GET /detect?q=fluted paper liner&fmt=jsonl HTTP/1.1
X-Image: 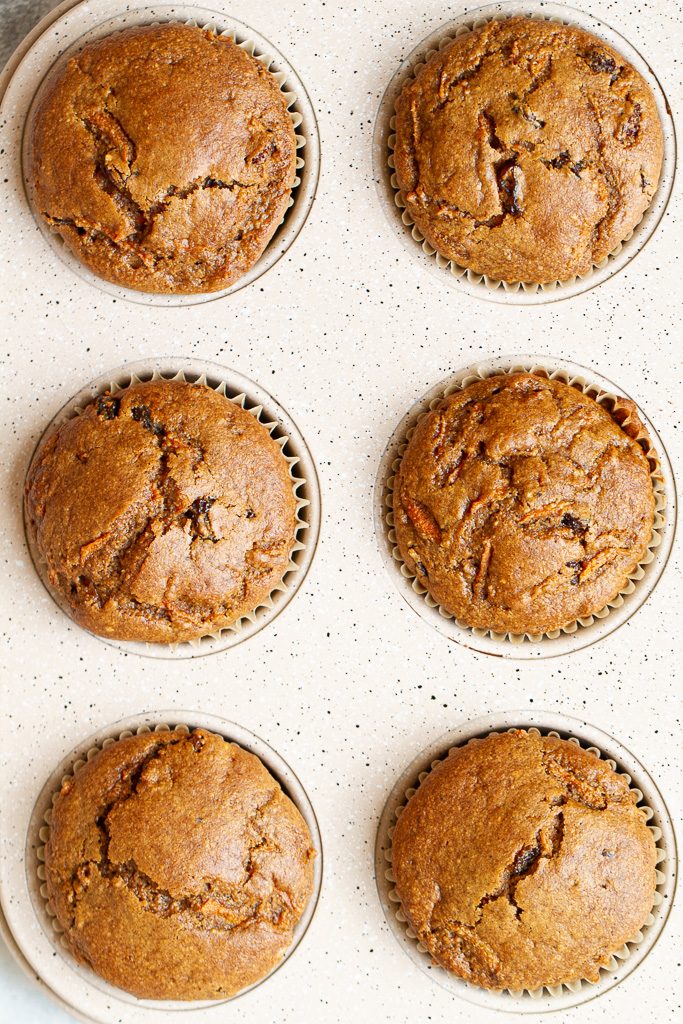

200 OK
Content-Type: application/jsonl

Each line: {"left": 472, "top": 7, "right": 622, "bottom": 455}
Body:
{"left": 383, "top": 4, "right": 672, "bottom": 298}
{"left": 25, "top": 366, "right": 313, "bottom": 654}
{"left": 381, "top": 726, "right": 668, "bottom": 1000}
{"left": 32, "top": 717, "right": 321, "bottom": 1005}
{"left": 23, "top": 10, "right": 310, "bottom": 303}
{"left": 383, "top": 360, "right": 667, "bottom": 645}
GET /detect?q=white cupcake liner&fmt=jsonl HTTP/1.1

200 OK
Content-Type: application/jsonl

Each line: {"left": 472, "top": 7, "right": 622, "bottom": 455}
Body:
{"left": 376, "top": 355, "right": 674, "bottom": 659}
{"left": 25, "top": 710, "right": 322, "bottom": 1017}
{"left": 16, "top": 0, "right": 319, "bottom": 306}
{"left": 375, "top": 711, "right": 676, "bottom": 1013}
{"left": 24, "top": 358, "right": 320, "bottom": 659}
{"left": 373, "top": 0, "right": 676, "bottom": 305}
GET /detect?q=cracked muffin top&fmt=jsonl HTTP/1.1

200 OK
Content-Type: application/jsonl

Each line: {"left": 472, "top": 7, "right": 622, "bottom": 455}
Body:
{"left": 44, "top": 728, "right": 316, "bottom": 1000}
{"left": 25, "top": 378, "right": 298, "bottom": 643}
{"left": 392, "top": 729, "right": 657, "bottom": 991}
{"left": 26, "top": 23, "right": 297, "bottom": 293}
{"left": 393, "top": 373, "right": 656, "bottom": 636}
{"left": 393, "top": 17, "right": 663, "bottom": 283}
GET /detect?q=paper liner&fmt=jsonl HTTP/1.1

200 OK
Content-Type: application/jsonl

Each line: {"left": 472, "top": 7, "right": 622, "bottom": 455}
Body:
{"left": 21, "top": 6, "right": 316, "bottom": 305}
{"left": 382, "top": 360, "right": 668, "bottom": 647}
{"left": 24, "top": 362, "right": 318, "bottom": 658}
{"left": 381, "top": 1, "right": 675, "bottom": 300}
{"left": 381, "top": 724, "right": 670, "bottom": 1003}
{"left": 30, "top": 714, "right": 322, "bottom": 1009}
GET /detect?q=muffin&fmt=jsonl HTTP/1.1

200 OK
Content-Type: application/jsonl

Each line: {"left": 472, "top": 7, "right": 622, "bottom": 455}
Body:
{"left": 44, "top": 727, "right": 316, "bottom": 1000}
{"left": 25, "top": 378, "right": 298, "bottom": 643}
{"left": 393, "top": 372, "right": 656, "bottom": 636}
{"left": 393, "top": 17, "right": 664, "bottom": 283}
{"left": 26, "top": 23, "right": 297, "bottom": 293}
{"left": 392, "top": 729, "right": 657, "bottom": 991}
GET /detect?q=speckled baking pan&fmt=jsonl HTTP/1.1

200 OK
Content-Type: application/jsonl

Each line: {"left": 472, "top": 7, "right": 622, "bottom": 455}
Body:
{"left": 376, "top": 710, "right": 676, "bottom": 1014}
{"left": 373, "top": 0, "right": 676, "bottom": 305}
{"left": 375, "top": 355, "right": 676, "bottom": 659}
{"left": 4, "top": 0, "right": 320, "bottom": 306}
{"left": 1, "top": 0, "right": 681, "bottom": 1022}
{"left": 5, "top": 710, "right": 322, "bottom": 1024}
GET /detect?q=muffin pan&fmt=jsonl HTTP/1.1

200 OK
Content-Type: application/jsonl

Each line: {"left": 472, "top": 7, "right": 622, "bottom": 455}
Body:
{"left": 0, "top": 0, "right": 681, "bottom": 1021}
{"left": 376, "top": 356, "right": 675, "bottom": 659}
{"left": 373, "top": 0, "right": 676, "bottom": 305}
{"left": 376, "top": 710, "right": 676, "bottom": 1014}
{"left": 0, "top": 904, "right": 91, "bottom": 1023}
{"left": 9, "top": 0, "right": 320, "bottom": 306}
{"left": 23, "top": 358, "right": 320, "bottom": 659}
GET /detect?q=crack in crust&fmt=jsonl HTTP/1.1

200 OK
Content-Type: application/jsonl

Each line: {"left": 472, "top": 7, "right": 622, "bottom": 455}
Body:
{"left": 393, "top": 17, "right": 663, "bottom": 282}
{"left": 52, "top": 107, "right": 258, "bottom": 251}
{"left": 64, "top": 402, "right": 210, "bottom": 620}
{"left": 69, "top": 749, "right": 291, "bottom": 934}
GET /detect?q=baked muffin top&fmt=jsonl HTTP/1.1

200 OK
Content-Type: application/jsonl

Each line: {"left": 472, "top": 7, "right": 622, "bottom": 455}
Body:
{"left": 45, "top": 728, "right": 316, "bottom": 1000}
{"left": 25, "top": 379, "right": 298, "bottom": 643}
{"left": 393, "top": 17, "right": 663, "bottom": 283}
{"left": 393, "top": 373, "right": 655, "bottom": 636}
{"left": 26, "top": 23, "right": 297, "bottom": 293}
{"left": 392, "top": 729, "right": 656, "bottom": 991}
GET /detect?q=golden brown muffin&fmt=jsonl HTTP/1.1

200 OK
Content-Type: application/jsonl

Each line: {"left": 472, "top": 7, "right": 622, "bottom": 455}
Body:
{"left": 26, "top": 23, "right": 297, "bottom": 293}
{"left": 392, "top": 729, "right": 657, "bottom": 991}
{"left": 44, "top": 728, "right": 316, "bottom": 1000}
{"left": 393, "top": 373, "right": 656, "bottom": 636}
{"left": 393, "top": 17, "right": 663, "bottom": 283}
{"left": 25, "top": 378, "right": 298, "bottom": 643}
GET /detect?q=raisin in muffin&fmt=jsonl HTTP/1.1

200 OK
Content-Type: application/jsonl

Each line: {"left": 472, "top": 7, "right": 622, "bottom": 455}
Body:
{"left": 393, "top": 17, "right": 664, "bottom": 283}
{"left": 393, "top": 373, "right": 656, "bottom": 636}
{"left": 25, "top": 378, "right": 298, "bottom": 643}
{"left": 45, "top": 728, "right": 316, "bottom": 1000}
{"left": 26, "top": 23, "right": 297, "bottom": 293}
{"left": 392, "top": 729, "right": 657, "bottom": 991}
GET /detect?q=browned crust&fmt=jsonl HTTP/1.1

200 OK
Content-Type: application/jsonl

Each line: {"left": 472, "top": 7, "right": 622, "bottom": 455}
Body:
{"left": 392, "top": 730, "right": 657, "bottom": 991}
{"left": 393, "top": 17, "right": 664, "bottom": 283}
{"left": 26, "top": 23, "right": 297, "bottom": 293}
{"left": 44, "top": 728, "right": 316, "bottom": 1000}
{"left": 393, "top": 373, "right": 656, "bottom": 636}
{"left": 25, "top": 379, "right": 298, "bottom": 643}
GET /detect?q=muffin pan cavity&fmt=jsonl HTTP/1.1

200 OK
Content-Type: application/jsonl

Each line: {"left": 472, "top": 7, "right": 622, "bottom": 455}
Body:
{"left": 375, "top": 710, "right": 676, "bottom": 1013}
{"left": 13, "top": 0, "right": 320, "bottom": 305}
{"left": 24, "top": 359, "right": 321, "bottom": 659}
{"left": 375, "top": 356, "right": 675, "bottom": 659}
{"left": 22, "top": 711, "right": 322, "bottom": 1020}
{"left": 373, "top": 0, "right": 676, "bottom": 305}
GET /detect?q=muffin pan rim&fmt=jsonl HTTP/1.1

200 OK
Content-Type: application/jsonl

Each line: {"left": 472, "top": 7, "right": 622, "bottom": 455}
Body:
{"left": 0, "top": 0, "right": 75, "bottom": 99}
{"left": 7, "top": 0, "right": 321, "bottom": 306}
{"left": 10, "top": 708, "right": 324, "bottom": 1021}
{"left": 374, "top": 709, "right": 677, "bottom": 1014}
{"left": 372, "top": 0, "right": 677, "bottom": 306}
{"left": 0, "top": 903, "right": 94, "bottom": 1024}
{"left": 374, "top": 354, "right": 677, "bottom": 659}
{"left": 22, "top": 356, "right": 322, "bottom": 660}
